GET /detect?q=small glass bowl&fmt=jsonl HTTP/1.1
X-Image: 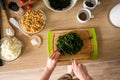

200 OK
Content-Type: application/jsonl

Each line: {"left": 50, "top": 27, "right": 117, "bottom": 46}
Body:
{"left": 19, "top": 9, "right": 46, "bottom": 35}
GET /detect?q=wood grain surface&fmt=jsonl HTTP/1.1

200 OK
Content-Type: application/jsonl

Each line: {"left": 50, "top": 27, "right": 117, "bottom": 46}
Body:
{"left": 0, "top": 0, "right": 120, "bottom": 78}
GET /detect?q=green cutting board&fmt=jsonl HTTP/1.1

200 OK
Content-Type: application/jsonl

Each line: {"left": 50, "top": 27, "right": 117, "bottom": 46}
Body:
{"left": 48, "top": 27, "right": 98, "bottom": 60}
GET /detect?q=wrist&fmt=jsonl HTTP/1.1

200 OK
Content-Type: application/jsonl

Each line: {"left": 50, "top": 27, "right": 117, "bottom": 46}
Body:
{"left": 46, "top": 66, "right": 54, "bottom": 72}
{"left": 78, "top": 75, "right": 92, "bottom": 80}
{"left": 40, "top": 67, "right": 54, "bottom": 80}
{"left": 87, "top": 76, "right": 93, "bottom": 80}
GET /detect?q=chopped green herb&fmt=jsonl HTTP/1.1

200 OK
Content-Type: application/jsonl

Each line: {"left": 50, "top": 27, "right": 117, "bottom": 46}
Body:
{"left": 56, "top": 32, "right": 83, "bottom": 55}
{"left": 49, "top": 0, "right": 71, "bottom": 10}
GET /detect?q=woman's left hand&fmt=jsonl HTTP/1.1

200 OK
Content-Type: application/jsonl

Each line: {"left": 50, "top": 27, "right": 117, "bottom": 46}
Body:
{"left": 46, "top": 51, "right": 61, "bottom": 71}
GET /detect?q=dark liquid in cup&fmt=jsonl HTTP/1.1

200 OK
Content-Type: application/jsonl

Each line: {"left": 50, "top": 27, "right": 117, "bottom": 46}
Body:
{"left": 79, "top": 12, "right": 87, "bottom": 21}
{"left": 85, "top": 1, "right": 94, "bottom": 7}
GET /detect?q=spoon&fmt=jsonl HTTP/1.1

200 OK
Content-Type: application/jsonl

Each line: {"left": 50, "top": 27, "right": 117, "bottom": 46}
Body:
{"left": 9, "top": 17, "right": 42, "bottom": 48}
{"left": 0, "top": 0, "right": 14, "bottom": 36}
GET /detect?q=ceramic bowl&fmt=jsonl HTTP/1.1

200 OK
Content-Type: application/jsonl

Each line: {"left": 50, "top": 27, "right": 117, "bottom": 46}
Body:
{"left": 43, "top": 0, "right": 77, "bottom": 12}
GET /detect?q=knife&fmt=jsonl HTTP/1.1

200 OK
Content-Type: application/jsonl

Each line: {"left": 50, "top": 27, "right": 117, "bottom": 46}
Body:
{"left": 0, "top": 0, "right": 5, "bottom": 10}
{"left": 0, "top": 14, "right": 3, "bottom": 66}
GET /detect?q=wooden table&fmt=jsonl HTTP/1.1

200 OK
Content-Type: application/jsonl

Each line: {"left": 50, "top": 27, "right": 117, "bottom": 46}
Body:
{"left": 0, "top": 0, "right": 120, "bottom": 73}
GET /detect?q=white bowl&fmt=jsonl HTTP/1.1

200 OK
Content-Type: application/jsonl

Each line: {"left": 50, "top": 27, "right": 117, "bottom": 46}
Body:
{"left": 43, "top": 0, "right": 77, "bottom": 12}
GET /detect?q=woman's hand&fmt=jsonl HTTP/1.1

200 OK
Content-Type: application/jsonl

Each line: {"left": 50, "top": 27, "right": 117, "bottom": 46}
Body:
{"left": 40, "top": 51, "right": 60, "bottom": 80}
{"left": 46, "top": 51, "right": 61, "bottom": 71}
{"left": 72, "top": 60, "right": 93, "bottom": 80}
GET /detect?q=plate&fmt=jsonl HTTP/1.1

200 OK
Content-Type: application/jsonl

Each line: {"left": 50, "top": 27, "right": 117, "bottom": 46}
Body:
{"left": 109, "top": 3, "right": 120, "bottom": 27}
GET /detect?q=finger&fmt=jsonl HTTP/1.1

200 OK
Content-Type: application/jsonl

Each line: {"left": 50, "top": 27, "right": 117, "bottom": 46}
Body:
{"left": 72, "top": 60, "right": 75, "bottom": 66}
{"left": 82, "top": 64, "right": 89, "bottom": 75}
{"left": 72, "top": 60, "right": 74, "bottom": 67}
{"left": 49, "top": 52, "right": 55, "bottom": 58}
{"left": 50, "top": 52, "right": 56, "bottom": 59}
{"left": 72, "top": 60, "right": 78, "bottom": 69}
{"left": 73, "top": 60, "right": 76, "bottom": 65}
{"left": 54, "top": 51, "right": 61, "bottom": 55}
{"left": 72, "top": 60, "right": 76, "bottom": 73}
{"left": 49, "top": 50, "right": 58, "bottom": 58}
{"left": 51, "top": 51, "right": 60, "bottom": 59}
{"left": 74, "top": 60, "right": 79, "bottom": 66}
{"left": 54, "top": 52, "right": 60, "bottom": 61}
{"left": 78, "top": 64, "right": 83, "bottom": 68}
{"left": 72, "top": 60, "right": 75, "bottom": 67}
{"left": 78, "top": 64, "right": 88, "bottom": 75}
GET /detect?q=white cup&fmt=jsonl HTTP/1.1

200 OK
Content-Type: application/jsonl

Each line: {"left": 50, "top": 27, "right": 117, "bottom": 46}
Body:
{"left": 77, "top": 8, "right": 94, "bottom": 23}
{"left": 83, "top": 0, "right": 100, "bottom": 10}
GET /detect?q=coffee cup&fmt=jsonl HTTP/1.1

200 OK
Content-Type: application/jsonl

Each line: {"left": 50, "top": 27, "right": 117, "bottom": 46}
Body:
{"left": 83, "top": 0, "right": 100, "bottom": 10}
{"left": 77, "top": 8, "right": 94, "bottom": 23}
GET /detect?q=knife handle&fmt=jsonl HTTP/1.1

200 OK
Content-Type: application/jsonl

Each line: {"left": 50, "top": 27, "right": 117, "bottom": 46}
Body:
{"left": 0, "top": 0, "right": 5, "bottom": 10}
{"left": 0, "top": 59, "right": 3, "bottom": 66}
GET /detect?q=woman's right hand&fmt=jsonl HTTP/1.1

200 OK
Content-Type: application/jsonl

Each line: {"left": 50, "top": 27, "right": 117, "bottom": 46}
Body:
{"left": 72, "top": 60, "right": 93, "bottom": 80}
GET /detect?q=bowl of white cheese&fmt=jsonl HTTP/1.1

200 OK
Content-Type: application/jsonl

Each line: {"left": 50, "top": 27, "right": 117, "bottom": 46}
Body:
{"left": 0, "top": 37, "right": 23, "bottom": 61}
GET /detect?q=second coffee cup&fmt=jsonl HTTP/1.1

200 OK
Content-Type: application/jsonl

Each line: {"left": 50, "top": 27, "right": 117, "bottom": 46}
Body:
{"left": 83, "top": 0, "right": 100, "bottom": 10}
{"left": 77, "top": 8, "right": 94, "bottom": 23}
